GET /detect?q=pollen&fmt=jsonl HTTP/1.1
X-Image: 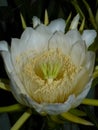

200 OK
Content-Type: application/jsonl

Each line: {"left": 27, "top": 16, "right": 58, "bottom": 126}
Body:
{"left": 18, "top": 49, "right": 80, "bottom": 103}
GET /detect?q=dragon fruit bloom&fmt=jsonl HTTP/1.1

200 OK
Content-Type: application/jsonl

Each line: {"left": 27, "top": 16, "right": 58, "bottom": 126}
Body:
{"left": 0, "top": 15, "right": 96, "bottom": 115}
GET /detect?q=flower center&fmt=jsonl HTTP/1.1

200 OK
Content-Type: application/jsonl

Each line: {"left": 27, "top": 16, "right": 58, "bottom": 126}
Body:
{"left": 18, "top": 49, "right": 79, "bottom": 103}
{"left": 31, "top": 49, "right": 77, "bottom": 83}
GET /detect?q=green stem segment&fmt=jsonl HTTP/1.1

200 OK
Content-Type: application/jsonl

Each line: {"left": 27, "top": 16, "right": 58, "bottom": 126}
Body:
{"left": 11, "top": 109, "right": 32, "bottom": 130}
{"left": 71, "top": 0, "right": 85, "bottom": 18}
{"left": 82, "top": 98, "right": 98, "bottom": 106}
{"left": 83, "top": 0, "right": 97, "bottom": 30}
{"left": 0, "top": 104, "right": 25, "bottom": 113}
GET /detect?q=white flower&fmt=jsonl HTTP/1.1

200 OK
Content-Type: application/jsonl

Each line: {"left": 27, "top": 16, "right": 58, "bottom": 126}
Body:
{"left": 0, "top": 16, "right": 96, "bottom": 115}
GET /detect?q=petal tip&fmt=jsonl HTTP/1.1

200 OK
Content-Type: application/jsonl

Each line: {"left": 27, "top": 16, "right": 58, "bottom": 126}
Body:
{"left": 32, "top": 16, "right": 41, "bottom": 28}
{"left": 0, "top": 41, "right": 8, "bottom": 51}
{"left": 82, "top": 30, "right": 97, "bottom": 47}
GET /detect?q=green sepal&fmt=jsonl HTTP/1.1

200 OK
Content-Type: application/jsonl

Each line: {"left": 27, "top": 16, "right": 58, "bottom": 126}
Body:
{"left": 20, "top": 13, "right": 27, "bottom": 29}
{"left": 69, "top": 108, "right": 87, "bottom": 117}
{"left": 82, "top": 98, "right": 98, "bottom": 106}
{"left": 0, "top": 79, "right": 10, "bottom": 91}
{"left": 0, "top": 104, "right": 25, "bottom": 113}
{"left": 11, "top": 108, "right": 32, "bottom": 130}
{"left": 60, "top": 112, "right": 93, "bottom": 126}
{"left": 50, "top": 115, "right": 65, "bottom": 124}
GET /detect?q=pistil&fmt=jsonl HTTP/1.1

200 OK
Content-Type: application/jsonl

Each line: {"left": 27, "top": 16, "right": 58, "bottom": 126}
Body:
{"left": 41, "top": 62, "right": 61, "bottom": 82}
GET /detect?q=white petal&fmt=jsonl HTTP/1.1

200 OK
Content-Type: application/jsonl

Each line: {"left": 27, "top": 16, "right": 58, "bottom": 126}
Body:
{"left": 35, "top": 24, "right": 52, "bottom": 36}
{"left": 72, "top": 67, "right": 90, "bottom": 96}
{"left": 70, "top": 14, "right": 80, "bottom": 29}
{"left": 20, "top": 27, "right": 50, "bottom": 52}
{"left": 11, "top": 38, "right": 23, "bottom": 60}
{"left": 64, "top": 29, "right": 82, "bottom": 45}
{"left": 0, "top": 41, "right": 27, "bottom": 105}
{"left": 49, "top": 30, "right": 82, "bottom": 55}
{"left": 41, "top": 95, "right": 75, "bottom": 115}
{"left": 72, "top": 79, "right": 92, "bottom": 108}
{"left": 36, "top": 18, "right": 66, "bottom": 34}
{"left": 0, "top": 41, "right": 8, "bottom": 51}
{"left": 19, "top": 94, "right": 76, "bottom": 115}
{"left": 1, "top": 51, "right": 14, "bottom": 74}
{"left": 10, "top": 71, "right": 28, "bottom": 105}
{"left": 11, "top": 27, "right": 51, "bottom": 73}
{"left": 70, "top": 40, "right": 87, "bottom": 66}
{"left": 0, "top": 41, "right": 32, "bottom": 104}
{"left": 85, "top": 51, "right": 95, "bottom": 76}
{"left": 11, "top": 38, "right": 25, "bottom": 74}
{"left": 11, "top": 28, "right": 37, "bottom": 62}
{"left": 70, "top": 50, "right": 95, "bottom": 96}
{"left": 82, "top": 30, "right": 97, "bottom": 47}
{"left": 49, "top": 32, "right": 71, "bottom": 55}
{"left": 0, "top": 41, "right": 13, "bottom": 74}
{"left": 47, "top": 18, "right": 66, "bottom": 33}
{"left": 33, "top": 17, "right": 66, "bottom": 33}
{"left": 32, "top": 16, "right": 41, "bottom": 28}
